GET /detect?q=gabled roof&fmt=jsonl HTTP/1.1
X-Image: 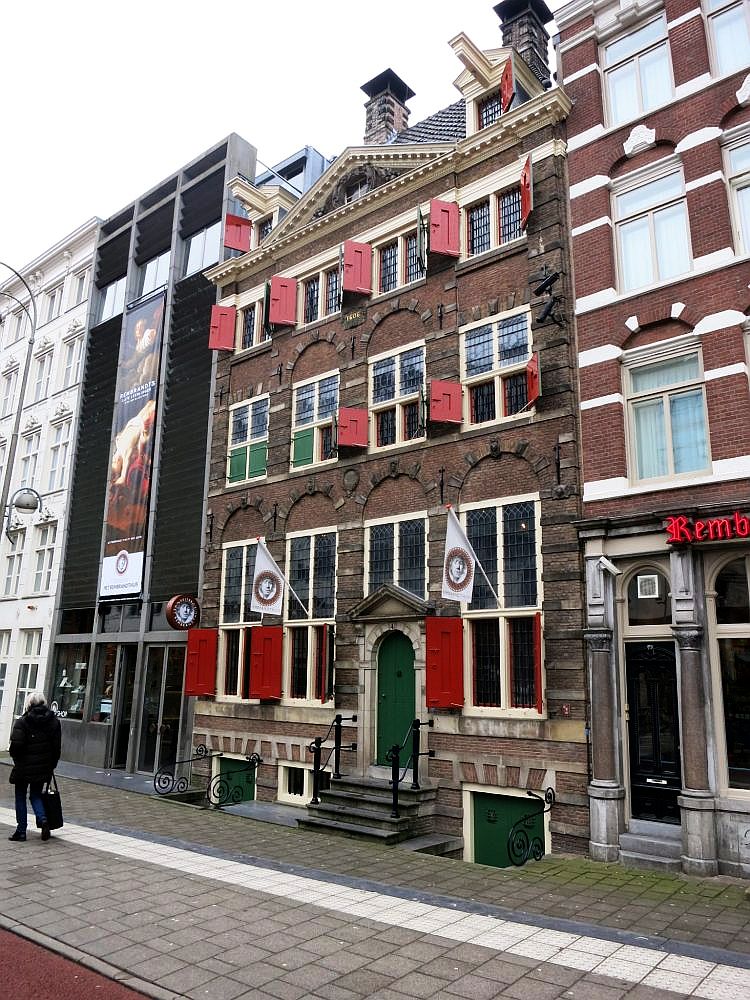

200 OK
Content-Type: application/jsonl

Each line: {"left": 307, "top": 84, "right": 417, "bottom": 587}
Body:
{"left": 391, "top": 100, "right": 466, "bottom": 145}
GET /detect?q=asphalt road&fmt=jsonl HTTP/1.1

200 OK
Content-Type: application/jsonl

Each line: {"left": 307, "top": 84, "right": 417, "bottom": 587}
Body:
{"left": 0, "top": 927, "right": 149, "bottom": 1000}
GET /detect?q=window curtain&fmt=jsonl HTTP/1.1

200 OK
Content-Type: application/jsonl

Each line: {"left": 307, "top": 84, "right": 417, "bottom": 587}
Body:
{"left": 654, "top": 204, "right": 691, "bottom": 280}
{"left": 634, "top": 399, "right": 667, "bottom": 478}
{"left": 670, "top": 389, "right": 708, "bottom": 473}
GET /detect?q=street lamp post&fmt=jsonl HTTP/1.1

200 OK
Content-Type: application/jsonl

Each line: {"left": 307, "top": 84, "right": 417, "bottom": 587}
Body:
{"left": 0, "top": 262, "right": 40, "bottom": 544}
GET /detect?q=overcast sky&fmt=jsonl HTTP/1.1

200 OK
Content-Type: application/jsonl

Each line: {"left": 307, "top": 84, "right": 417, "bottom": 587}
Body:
{"left": 0, "top": 1, "right": 560, "bottom": 271}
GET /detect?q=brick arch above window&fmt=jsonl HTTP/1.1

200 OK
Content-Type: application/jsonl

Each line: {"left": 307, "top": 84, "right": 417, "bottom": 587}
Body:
{"left": 359, "top": 465, "right": 431, "bottom": 521}
{"left": 621, "top": 312, "right": 698, "bottom": 351}
{"left": 361, "top": 301, "right": 427, "bottom": 360}
{"left": 288, "top": 333, "right": 340, "bottom": 384}
{"left": 719, "top": 95, "right": 750, "bottom": 131}
{"left": 284, "top": 489, "right": 338, "bottom": 534}
{"left": 218, "top": 500, "right": 266, "bottom": 544}
{"left": 609, "top": 140, "right": 677, "bottom": 179}
{"left": 456, "top": 445, "right": 551, "bottom": 504}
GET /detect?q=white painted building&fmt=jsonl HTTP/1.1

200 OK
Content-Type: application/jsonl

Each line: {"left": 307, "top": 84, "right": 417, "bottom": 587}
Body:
{"left": 0, "top": 219, "right": 99, "bottom": 748}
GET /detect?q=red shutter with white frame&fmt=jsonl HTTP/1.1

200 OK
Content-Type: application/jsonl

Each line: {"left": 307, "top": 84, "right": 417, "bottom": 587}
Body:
{"left": 342, "top": 241, "right": 372, "bottom": 295}
{"left": 248, "top": 626, "right": 283, "bottom": 700}
{"left": 500, "top": 56, "right": 515, "bottom": 112}
{"left": 534, "top": 612, "right": 543, "bottom": 714}
{"left": 425, "top": 617, "right": 464, "bottom": 709}
{"left": 429, "top": 200, "right": 460, "bottom": 257}
{"left": 526, "top": 352, "right": 540, "bottom": 407}
{"left": 224, "top": 214, "right": 251, "bottom": 252}
{"left": 268, "top": 275, "right": 298, "bottom": 327}
{"left": 185, "top": 628, "right": 218, "bottom": 697}
{"left": 338, "top": 407, "right": 368, "bottom": 448}
{"left": 208, "top": 305, "right": 237, "bottom": 351}
{"left": 429, "top": 380, "right": 462, "bottom": 424}
{"left": 520, "top": 156, "right": 533, "bottom": 230}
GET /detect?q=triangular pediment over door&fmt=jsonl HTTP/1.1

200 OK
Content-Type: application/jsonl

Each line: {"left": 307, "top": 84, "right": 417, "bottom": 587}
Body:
{"left": 348, "top": 583, "right": 433, "bottom": 623}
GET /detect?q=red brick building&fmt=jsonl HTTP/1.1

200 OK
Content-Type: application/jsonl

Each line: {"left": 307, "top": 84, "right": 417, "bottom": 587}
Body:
{"left": 193, "top": 2, "right": 591, "bottom": 865}
{"left": 556, "top": 0, "right": 750, "bottom": 874}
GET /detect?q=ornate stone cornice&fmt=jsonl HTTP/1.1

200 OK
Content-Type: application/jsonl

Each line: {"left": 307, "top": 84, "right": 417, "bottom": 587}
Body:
{"left": 672, "top": 626, "right": 703, "bottom": 652}
{"left": 584, "top": 628, "right": 612, "bottom": 652}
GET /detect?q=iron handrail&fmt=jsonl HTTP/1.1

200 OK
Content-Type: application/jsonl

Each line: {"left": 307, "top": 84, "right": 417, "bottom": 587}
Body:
{"left": 385, "top": 719, "right": 435, "bottom": 818}
{"left": 208, "top": 753, "right": 263, "bottom": 808}
{"left": 507, "top": 787, "right": 556, "bottom": 866}
{"left": 153, "top": 743, "right": 221, "bottom": 796}
{"left": 308, "top": 713, "right": 357, "bottom": 804}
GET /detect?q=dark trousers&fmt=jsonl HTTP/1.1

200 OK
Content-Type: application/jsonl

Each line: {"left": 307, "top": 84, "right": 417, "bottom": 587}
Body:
{"left": 14, "top": 780, "right": 46, "bottom": 833}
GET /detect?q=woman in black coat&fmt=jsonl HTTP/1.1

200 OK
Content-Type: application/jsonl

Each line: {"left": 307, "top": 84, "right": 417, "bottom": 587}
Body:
{"left": 8, "top": 691, "right": 61, "bottom": 842}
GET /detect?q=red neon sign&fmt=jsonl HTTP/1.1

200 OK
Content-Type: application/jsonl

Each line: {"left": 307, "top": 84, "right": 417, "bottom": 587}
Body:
{"left": 665, "top": 511, "right": 750, "bottom": 544}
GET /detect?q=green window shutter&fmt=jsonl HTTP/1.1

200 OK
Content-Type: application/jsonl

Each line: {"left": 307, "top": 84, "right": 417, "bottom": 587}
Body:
{"left": 228, "top": 447, "right": 248, "bottom": 482}
{"left": 248, "top": 441, "right": 267, "bottom": 477}
{"left": 292, "top": 428, "right": 314, "bottom": 467}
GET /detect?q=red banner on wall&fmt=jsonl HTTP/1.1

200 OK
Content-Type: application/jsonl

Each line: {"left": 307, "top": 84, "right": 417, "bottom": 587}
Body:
{"left": 100, "top": 290, "right": 166, "bottom": 598}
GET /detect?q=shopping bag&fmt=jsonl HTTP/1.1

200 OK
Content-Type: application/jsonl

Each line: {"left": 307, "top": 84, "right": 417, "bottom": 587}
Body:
{"left": 41, "top": 774, "right": 64, "bottom": 831}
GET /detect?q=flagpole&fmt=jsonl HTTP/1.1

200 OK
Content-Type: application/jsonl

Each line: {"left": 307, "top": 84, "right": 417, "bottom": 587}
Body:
{"left": 446, "top": 505, "right": 501, "bottom": 607}
{"left": 256, "top": 538, "right": 310, "bottom": 617}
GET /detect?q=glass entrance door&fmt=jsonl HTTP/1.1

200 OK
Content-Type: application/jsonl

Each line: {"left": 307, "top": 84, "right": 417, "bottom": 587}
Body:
{"left": 626, "top": 641, "right": 681, "bottom": 823}
{"left": 109, "top": 645, "right": 137, "bottom": 769}
{"left": 137, "top": 645, "right": 186, "bottom": 773}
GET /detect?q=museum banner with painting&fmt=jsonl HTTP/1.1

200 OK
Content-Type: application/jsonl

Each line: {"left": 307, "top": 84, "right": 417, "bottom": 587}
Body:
{"left": 100, "top": 290, "right": 166, "bottom": 597}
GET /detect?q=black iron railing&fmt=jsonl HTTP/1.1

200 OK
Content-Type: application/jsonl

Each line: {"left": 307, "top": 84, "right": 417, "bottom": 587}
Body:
{"left": 507, "top": 787, "right": 556, "bottom": 866}
{"left": 385, "top": 718, "right": 435, "bottom": 818}
{"left": 308, "top": 713, "right": 357, "bottom": 804}
{"left": 208, "top": 753, "right": 263, "bottom": 808}
{"left": 153, "top": 743, "right": 221, "bottom": 796}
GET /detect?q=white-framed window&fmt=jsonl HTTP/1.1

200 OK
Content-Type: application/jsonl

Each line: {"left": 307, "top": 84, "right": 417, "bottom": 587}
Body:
{"left": 239, "top": 299, "right": 269, "bottom": 350}
{"left": 45, "top": 285, "right": 63, "bottom": 324}
{"left": 461, "top": 498, "right": 543, "bottom": 713}
{"left": 303, "top": 274, "right": 321, "bottom": 324}
{"left": 0, "top": 630, "right": 10, "bottom": 714}
{"left": 256, "top": 216, "right": 273, "bottom": 245}
{"left": 227, "top": 396, "right": 269, "bottom": 483}
{"left": 291, "top": 371, "right": 338, "bottom": 469}
{"left": 20, "top": 431, "right": 41, "bottom": 489}
{"left": 1, "top": 369, "right": 18, "bottom": 417}
{"left": 5, "top": 311, "right": 25, "bottom": 347}
{"left": 478, "top": 89, "right": 503, "bottom": 130}
{"left": 33, "top": 523, "right": 56, "bottom": 593}
{"left": 184, "top": 221, "right": 221, "bottom": 276}
{"left": 365, "top": 513, "right": 427, "bottom": 599}
{"left": 71, "top": 269, "right": 88, "bottom": 307}
{"left": 219, "top": 540, "right": 261, "bottom": 698}
{"left": 461, "top": 308, "right": 532, "bottom": 425}
{"left": 298, "top": 264, "right": 342, "bottom": 326}
{"left": 603, "top": 16, "right": 673, "bottom": 126}
{"left": 626, "top": 351, "right": 710, "bottom": 482}
{"left": 705, "top": 0, "right": 750, "bottom": 76}
{"left": 100, "top": 276, "right": 126, "bottom": 322}
{"left": 615, "top": 169, "right": 692, "bottom": 291}
{"left": 63, "top": 336, "right": 83, "bottom": 387}
{"left": 15, "top": 629, "right": 42, "bottom": 715}
{"left": 325, "top": 267, "right": 340, "bottom": 315}
{"left": 277, "top": 762, "right": 330, "bottom": 805}
{"left": 465, "top": 186, "right": 524, "bottom": 257}
{"left": 285, "top": 528, "right": 336, "bottom": 703}
{"left": 726, "top": 137, "right": 750, "bottom": 253}
{"left": 712, "top": 554, "right": 750, "bottom": 789}
{"left": 140, "top": 249, "right": 170, "bottom": 295}
{"left": 370, "top": 343, "right": 425, "bottom": 449}
{"left": 4, "top": 530, "right": 25, "bottom": 596}
{"left": 32, "top": 351, "right": 53, "bottom": 402}
{"left": 48, "top": 420, "right": 71, "bottom": 491}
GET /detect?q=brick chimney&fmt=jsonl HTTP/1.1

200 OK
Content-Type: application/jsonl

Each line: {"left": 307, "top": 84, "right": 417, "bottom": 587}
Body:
{"left": 494, "top": 0, "right": 553, "bottom": 89}
{"left": 361, "top": 69, "right": 415, "bottom": 145}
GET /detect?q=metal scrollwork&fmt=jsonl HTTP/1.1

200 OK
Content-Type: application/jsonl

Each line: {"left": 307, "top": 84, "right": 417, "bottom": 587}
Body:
{"left": 507, "top": 787, "right": 555, "bottom": 867}
{"left": 208, "top": 753, "right": 262, "bottom": 808}
{"left": 154, "top": 743, "right": 214, "bottom": 796}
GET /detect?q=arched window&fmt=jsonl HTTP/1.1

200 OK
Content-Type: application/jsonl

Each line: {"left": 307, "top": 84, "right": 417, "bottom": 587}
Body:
{"left": 627, "top": 570, "right": 671, "bottom": 626}
{"left": 713, "top": 556, "right": 750, "bottom": 789}
{"left": 715, "top": 557, "right": 750, "bottom": 624}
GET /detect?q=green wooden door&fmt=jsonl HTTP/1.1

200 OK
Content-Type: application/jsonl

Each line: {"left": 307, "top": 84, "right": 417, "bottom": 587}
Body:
{"left": 376, "top": 632, "right": 415, "bottom": 766}
{"left": 472, "top": 792, "right": 544, "bottom": 868}
{"left": 219, "top": 755, "right": 256, "bottom": 804}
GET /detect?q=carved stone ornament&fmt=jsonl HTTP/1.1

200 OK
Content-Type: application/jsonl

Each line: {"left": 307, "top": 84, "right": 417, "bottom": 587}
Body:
{"left": 51, "top": 401, "right": 72, "bottom": 425}
{"left": 37, "top": 506, "right": 55, "bottom": 523}
{"left": 737, "top": 73, "right": 750, "bottom": 107}
{"left": 623, "top": 124, "right": 656, "bottom": 157}
{"left": 673, "top": 626, "right": 703, "bottom": 652}
{"left": 343, "top": 469, "right": 360, "bottom": 494}
{"left": 34, "top": 335, "right": 53, "bottom": 356}
{"left": 66, "top": 319, "right": 83, "bottom": 336}
{"left": 584, "top": 629, "right": 613, "bottom": 653}
{"left": 2, "top": 356, "right": 19, "bottom": 376}
{"left": 313, "top": 163, "right": 402, "bottom": 218}
{"left": 22, "top": 415, "right": 42, "bottom": 436}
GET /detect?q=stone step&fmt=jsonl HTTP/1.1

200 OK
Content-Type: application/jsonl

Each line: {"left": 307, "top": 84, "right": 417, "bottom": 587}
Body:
{"left": 619, "top": 850, "right": 682, "bottom": 873}
{"left": 317, "top": 787, "right": 421, "bottom": 816}
{"left": 330, "top": 777, "right": 437, "bottom": 803}
{"left": 619, "top": 833, "right": 682, "bottom": 860}
{"left": 396, "top": 834, "right": 464, "bottom": 857}
{"left": 297, "top": 816, "right": 410, "bottom": 844}
{"left": 627, "top": 818, "right": 681, "bottom": 840}
{"left": 306, "top": 801, "right": 415, "bottom": 833}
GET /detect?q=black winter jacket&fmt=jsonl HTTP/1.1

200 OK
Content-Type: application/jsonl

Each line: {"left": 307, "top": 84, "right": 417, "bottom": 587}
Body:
{"left": 9, "top": 705, "right": 61, "bottom": 783}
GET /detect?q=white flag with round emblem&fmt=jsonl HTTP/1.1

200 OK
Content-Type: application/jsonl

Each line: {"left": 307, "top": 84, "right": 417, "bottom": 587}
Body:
{"left": 250, "top": 540, "right": 285, "bottom": 616}
{"left": 442, "top": 506, "right": 478, "bottom": 603}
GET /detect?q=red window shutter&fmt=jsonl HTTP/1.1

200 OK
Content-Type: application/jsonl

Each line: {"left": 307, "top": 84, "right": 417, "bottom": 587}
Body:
{"left": 425, "top": 617, "right": 464, "bottom": 709}
{"left": 185, "top": 628, "right": 218, "bottom": 697}
{"left": 429, "top": 380, "right": 462, "bottom": 423}
{"left": 526, "top": 352, "right": 540, "bottom": 406}
{"left": 342, "top": 241, "right": 372, "bottom": 295}
{"left": 500, "top": 56, "right": 515, "bottom": 112}
{"left": 224, "top": 214, "right": 251, "bottom": 252}
{"left": 429, "top": 200, "right": 460, "bottom": 257}
{"left": 520, "top": 156, "right": 533, "bottom": 231}
{"left": 248, "top": 625, "right": 283, "bottom": 700}
{"left": 338, "top": 407, "right": 368, "bottom": 447}
{"left": 208, "top": 305, "right": 237, "bottom": 351}
{"left": 268, "top": 275, "right": 298, "bottom": 327}
{"left": 534, "top": 612, "right": 543, "bottom": 714}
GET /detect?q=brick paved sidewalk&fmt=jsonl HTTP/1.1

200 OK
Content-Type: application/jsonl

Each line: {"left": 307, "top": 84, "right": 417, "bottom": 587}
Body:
{"left": 2, "top": 772, "right": 748, "bottom": 958}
